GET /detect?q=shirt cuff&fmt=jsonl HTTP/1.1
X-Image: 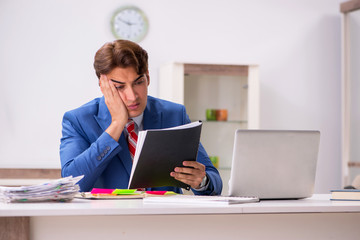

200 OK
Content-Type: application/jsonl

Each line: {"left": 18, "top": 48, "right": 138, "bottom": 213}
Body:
{"left": 193, "top": 174, "right": 209, "bottom": 191}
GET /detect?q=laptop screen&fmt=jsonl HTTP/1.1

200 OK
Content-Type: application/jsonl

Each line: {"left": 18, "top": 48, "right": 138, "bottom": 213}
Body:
{"left": 228, "top": 130, "right": 320, "bottom": 199}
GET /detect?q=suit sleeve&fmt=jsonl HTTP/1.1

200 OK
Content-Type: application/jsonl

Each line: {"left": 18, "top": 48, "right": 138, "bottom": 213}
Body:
{"left": 192, "top": 142, "right": 223, "bottom": 196}
{"left": 60, "top": 111, "right": 122, "bottom": 191}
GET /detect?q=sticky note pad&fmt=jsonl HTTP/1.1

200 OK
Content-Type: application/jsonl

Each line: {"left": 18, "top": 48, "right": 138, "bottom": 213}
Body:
{"left": 146, "top": 191, "right": 167, "bottom": 195}
{"left": 112, "top": 189, "right": 138, "bottom": 195}
{"left": 164, "top": 191, "right": 177, "bottom": 195}
{"left": 91, "top": 188, "right": 114, "bottom": 194}
{"left": 146, "top": 191, "right": 177, "bottom": 195}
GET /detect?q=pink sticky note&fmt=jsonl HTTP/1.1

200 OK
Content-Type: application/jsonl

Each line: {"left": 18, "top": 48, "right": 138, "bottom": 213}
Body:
{"left": 90, "top": 188, "right": 115, "bottom": 194}
{"left": 146, "top": 191, "right": 167, "bottom": 195}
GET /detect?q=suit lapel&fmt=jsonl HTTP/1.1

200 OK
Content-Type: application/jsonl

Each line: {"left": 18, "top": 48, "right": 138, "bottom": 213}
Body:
{"left": 117, "top": 134, "right": 133, "bottom": 176}
{"left": 93, "top": 97, "right": 133, "bottom": 177}
{"left": 143, "top": 98, "right": 161, "bottom": 130}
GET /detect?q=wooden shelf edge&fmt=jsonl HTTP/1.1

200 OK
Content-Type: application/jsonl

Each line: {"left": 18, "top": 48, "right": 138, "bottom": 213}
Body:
{"left": 184, "top": 63, "right": 250, "bottom": 76}
{"left": 340, "top": 0, "right": 360, "bottom": 13}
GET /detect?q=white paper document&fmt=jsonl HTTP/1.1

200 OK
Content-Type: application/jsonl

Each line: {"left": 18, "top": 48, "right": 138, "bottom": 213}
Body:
{"left": 143, "top": 194, "right": 259, "bottom": 205}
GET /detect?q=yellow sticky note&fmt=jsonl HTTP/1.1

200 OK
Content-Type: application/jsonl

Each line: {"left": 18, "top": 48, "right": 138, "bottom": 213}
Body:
{"left": 164, "top": 191, "right": 177, "bottom": 195}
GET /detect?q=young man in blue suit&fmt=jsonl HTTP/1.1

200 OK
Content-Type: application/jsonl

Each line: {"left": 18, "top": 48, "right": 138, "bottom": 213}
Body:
{"left": 60, "top": 40, "right": 222, "bottom": 195}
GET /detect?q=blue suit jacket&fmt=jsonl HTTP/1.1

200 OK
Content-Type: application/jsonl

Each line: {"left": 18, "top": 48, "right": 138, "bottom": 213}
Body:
{"left": 60, "top": 96, "right": 222, "bottom": 195}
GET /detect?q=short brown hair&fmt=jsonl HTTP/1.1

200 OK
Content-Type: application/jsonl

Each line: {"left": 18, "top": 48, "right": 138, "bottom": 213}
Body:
{"left": 93, "top": 40, "right": 148, "bottom": 79}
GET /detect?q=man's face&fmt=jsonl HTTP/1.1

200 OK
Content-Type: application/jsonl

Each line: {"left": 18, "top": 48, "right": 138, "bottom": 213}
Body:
{"left": 106, "top": 67, "right": 150, "bottom": 118}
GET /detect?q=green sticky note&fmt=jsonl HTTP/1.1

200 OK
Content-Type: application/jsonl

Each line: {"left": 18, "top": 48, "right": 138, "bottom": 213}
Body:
{"left": 112, "top": 189, "right": 138, "bottom": 195}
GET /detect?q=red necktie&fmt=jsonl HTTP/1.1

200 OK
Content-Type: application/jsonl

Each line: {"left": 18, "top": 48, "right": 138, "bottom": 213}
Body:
{"left": 126, "top": 120, "right": 138, "bottom": 160}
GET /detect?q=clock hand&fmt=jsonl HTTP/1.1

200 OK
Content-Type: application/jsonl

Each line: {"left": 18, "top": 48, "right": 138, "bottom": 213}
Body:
{"left": 118, "top": 18, "right": 132, "bottom": 26}
{"left": 126, "top": 21, "right": 137, "bottom": 26}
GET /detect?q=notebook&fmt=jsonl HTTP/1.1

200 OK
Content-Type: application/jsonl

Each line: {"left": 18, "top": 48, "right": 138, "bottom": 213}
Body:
{"left": 228, "top": 129, "right": 320, "bottom": 199}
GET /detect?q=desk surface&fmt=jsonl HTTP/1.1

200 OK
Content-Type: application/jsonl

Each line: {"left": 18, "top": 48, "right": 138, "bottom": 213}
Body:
{"left": 1, "top": 194, "right": 360, "bottom": 217}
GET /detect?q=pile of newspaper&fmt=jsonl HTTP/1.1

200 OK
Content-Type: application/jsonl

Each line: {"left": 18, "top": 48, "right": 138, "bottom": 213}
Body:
{"left": 0, "top": 175, "right": 83, "bottom": 203}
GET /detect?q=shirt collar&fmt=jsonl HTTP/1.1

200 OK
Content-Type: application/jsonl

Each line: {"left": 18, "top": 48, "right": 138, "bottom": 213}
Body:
{"left": 130, "top": 113, "right": 144, "bottom": 131}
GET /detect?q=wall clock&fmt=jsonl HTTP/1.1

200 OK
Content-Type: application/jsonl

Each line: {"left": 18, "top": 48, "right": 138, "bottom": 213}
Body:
{"left": 111, "top": 6, "right": 149, "bottom": 43}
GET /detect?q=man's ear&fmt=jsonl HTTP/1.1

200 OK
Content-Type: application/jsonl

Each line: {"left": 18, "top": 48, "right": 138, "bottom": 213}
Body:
{"left": 99, "top": 74, "right": 106, "bottom": 87}
{"left": 98, "top": 74, "right": 102, "bottom": 87}
{"left": 146, "top": 71, "right": 150, "bottom": 86}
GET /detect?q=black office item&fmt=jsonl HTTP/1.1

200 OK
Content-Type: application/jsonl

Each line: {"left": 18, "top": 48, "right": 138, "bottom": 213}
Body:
{"left": 128, "top": 121, "right": 202, "bottom": 190}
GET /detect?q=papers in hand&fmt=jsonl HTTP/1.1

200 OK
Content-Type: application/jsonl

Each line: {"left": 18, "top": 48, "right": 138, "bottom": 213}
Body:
{"left": 143, "top": 194, "right": 259, "bottom": 205}
{"left": 0, "top": 175, "right": 83, "bottom": 203}
{"left": 128, "top": 121, "right": 203, "bottom": 190}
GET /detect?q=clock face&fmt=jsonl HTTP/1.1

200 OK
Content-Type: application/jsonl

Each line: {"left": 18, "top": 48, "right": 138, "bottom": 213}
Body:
{"left": 111, "top": 6, "right": 149, "bottom": 43}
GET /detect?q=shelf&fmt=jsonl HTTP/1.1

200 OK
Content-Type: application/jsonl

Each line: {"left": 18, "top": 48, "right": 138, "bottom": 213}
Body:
{"left": 159, "top": 63, "right": 259, "bottom": 195}
{"left": 349, "top": 162, "right": 360, "bottom": 167}
{"left": 192, "top": 120, "right": 248, "bottom": 124}
{"left": 159, "top": 62, "right": 259, "bottom": 172}
{"left": 217, "top": 167, "right": 231, "bottom": 171}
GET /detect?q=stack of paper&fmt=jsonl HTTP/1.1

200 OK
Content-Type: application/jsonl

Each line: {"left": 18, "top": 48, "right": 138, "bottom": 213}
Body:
{"left": 0, "top": 175, "right": 83, "bottom": 203}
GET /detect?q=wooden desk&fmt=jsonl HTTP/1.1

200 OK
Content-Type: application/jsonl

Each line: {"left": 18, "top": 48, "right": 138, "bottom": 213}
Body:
{"left": 1, "top": 194, "right": 360, "bottom": 240}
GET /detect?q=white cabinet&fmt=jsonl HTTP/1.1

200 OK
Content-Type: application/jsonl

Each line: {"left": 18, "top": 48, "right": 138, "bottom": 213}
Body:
{"left": 159, "top": 63, "right": 259, "bottom": 194}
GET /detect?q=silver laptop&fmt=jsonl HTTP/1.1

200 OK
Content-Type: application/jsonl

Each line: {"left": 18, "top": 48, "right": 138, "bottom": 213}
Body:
{"left": 228, "top": 130, "right": 320, "bottom": 199}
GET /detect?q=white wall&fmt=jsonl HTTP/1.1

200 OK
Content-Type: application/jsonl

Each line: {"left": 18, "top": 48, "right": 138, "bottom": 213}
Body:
{"left": 0, "top": 0, "right": 344, "bottom": 193}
